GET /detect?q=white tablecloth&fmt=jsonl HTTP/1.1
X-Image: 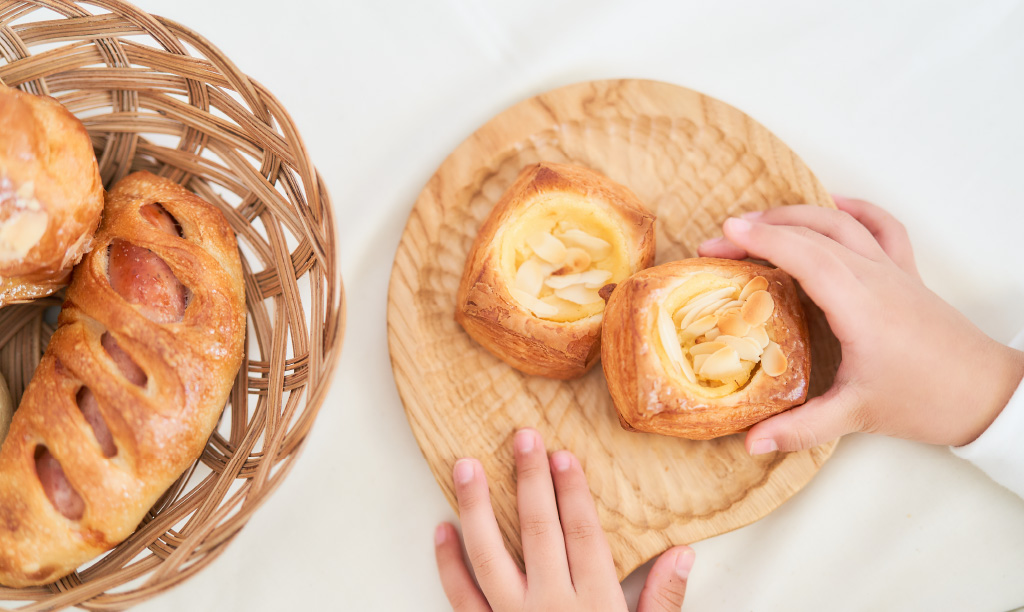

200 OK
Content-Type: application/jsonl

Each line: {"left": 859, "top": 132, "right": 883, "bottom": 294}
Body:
{"left": 135, "top": 1, "right": 1024, "bottom": 610}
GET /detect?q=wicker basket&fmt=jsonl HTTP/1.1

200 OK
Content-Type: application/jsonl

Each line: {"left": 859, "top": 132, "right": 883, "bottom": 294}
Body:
{"left": 0, "top": 1, "right": 344, "bottom": 609}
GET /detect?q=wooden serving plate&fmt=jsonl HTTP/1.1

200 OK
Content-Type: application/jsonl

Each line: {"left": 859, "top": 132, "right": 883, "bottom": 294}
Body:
{"left": 387, "top": 79, "right": 840, "bottom": 579}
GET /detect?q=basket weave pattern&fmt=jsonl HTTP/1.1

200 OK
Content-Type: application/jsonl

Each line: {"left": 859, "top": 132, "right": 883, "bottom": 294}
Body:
{"left": 0, "top": 1, "right": 344, "bottom": 608}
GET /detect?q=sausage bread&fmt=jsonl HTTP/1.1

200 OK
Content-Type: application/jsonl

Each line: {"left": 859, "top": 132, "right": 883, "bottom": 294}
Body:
{"left": 0, "top": 171, "right": 245, "bottom": 587}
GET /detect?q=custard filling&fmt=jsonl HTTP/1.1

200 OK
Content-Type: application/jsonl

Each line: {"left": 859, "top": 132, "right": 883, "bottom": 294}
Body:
{"left": 500, "top": 196, "right": 630, "bottom": 322}
{"left": 0, "top": 176, "right": 48, "bottom": 262}
{"left": 655, "top": 273, "right": 787, "bottom": 398}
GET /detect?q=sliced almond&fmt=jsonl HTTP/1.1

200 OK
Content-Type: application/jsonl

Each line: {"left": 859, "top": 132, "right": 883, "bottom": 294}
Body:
{"left": 718, "top": 311, "right": 751, "bottom": 337}
{"left": 545, "top": 272, "right": 587, "bottom": 290}
{"left": 682, "top": 314, "right": 718, "bottom": 337}
{"left": 741, "top": 290, "right": 774, "bottom": 326}
{"left": 714, "top": 299, "right": 743, "bottom": 315}
{"left": 526, "top": 231, "right": 567, "bottom": 265}
{"left": 511, "top": 288, "right": 559, "bottom": 317}
{"left": 716, "top": 334, "right": 764, "bottom": 361}
{"left": 704, "top": 327, "right": 722, "bottom": 341}
{"left": 598, "top": 283, "right": 616, "bottom": 302}
{"left": 747, "top": 325, "right": 770, "bottom": 349}
{"left": 693, "top": 353, "right": 710, "bottom": 373}
{"left": 658, "top": 306, "right": 695, "bottom": 383}
{"left": 580, "top": 269, "right": 614, "bottom": 287}
{"left": 690, "top": 341, "right": 727, "bottom": 356}
{"left": 761, "top": 341, "right": 788, "bottom": 377}
{"left": 686, "top": 298, "right": 734, "bottom": 328}
{"left": 545, "top": 269, "right": 613, "bottom": 290}
{"left": 556, "top": 229, "right": 612, "bottom": 260}
{"left": 673, "top": 286, "right": 737, "bottom": 327}
{"left": 699, "top": 346, "right": 743, "bottom": 381}
{"left": 515, "top": 257, "right": 551, "bottom": 296}
{"left": 554, "top": 284, "right": 604, "bottom": 305}
{"left": 739, "top": 276, "right": 769, "bottom": 300}
{"left": 678, "top": 350, "right": 697, "bottom": 383}
{"left": 555, "top": 247, "right": 591, "bottom": 275}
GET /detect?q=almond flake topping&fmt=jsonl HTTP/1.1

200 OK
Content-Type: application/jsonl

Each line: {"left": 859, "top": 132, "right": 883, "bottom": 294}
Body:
{"left": 682, "top": 314, "right": 718, "bottom": 337}
{"left": 761, "top": 341, "right": 788, "bottom": 377}
{"left": 526, "top": 231, "right": 568, "bottom": 264}
{"left": 662, "top": 274, "right": 788, "bottom": 384}
{"left": 658, "top": 305, "right": 695, "bottom": 383}
{"left": 556, "top": 229, "right": 612, "bottom": 260}
{"left": 555, "top": 284, "right": 604, "bottom": 305}
{"left": 512, "top": 228, "right": 616, "bottom": 317}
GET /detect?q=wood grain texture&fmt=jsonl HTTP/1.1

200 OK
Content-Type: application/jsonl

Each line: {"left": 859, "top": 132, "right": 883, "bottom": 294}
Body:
{"left": 387, "top": 79, "right": 841, "bottom": 579}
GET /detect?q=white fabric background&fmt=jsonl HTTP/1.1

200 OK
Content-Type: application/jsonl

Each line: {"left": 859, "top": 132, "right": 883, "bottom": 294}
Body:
{"left": 131, "top": 1, "right": 1024, "bottom": 610}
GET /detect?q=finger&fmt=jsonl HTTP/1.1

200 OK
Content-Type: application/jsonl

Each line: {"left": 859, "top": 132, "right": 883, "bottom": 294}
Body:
{"left": 832, "top": 195, "right": 919, "bottom": 277}
{"left": 637, "top": 546, "right": 694, "bottom": 612}
{"left": 743, "top": 206, "right": 886, "bottom": 262}
{"left": 746, "top": 386, "right": 861, "bottom": 453}
{"left": 434, "top": 523, "right": 492, "bottom": 612}
{"left": 513, "top": 428, "right": 571, "bottom": 589}
{"left": 549, "top": 450, "right": 619, "bottom": 591}
{"left": 453, "top": 458, "right": 525, "bottom": 606}
{"left": 697, "top": 235, "right": 749, "bottom": 259}
{"left": 722, "top": 217, "right": 863, "bottom": 330}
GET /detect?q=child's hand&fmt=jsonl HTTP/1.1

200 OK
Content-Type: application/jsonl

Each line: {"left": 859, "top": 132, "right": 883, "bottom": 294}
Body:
{"left": 699, "top": 196, "right": 1024, "bottom": 452}
{"left": 434, "top": 428, "right": 694, "bottom": 611}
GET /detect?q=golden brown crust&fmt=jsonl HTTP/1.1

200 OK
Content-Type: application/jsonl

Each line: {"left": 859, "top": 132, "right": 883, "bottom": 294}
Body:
{"left": 455, "top": 162, "right": 655, "bottom": 379}
{"left": 0, "top": 83, "right": 104, "bottom": 306}
{"left": 0, "top": 172, "right": 245, "bottom": 587}
{"left": 601, "top": 258, "right": 810, "bottom": 439}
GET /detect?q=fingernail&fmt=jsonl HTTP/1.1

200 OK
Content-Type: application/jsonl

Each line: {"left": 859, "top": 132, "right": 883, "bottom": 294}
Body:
{"left": 454, "top": 459, "right": 475, "bottom": 485}
{"left": 741, "top": 210, "right": 764, "bottom": 219}
{"left": 514, "top": 429, "right": 535, "bottom": 454}
{"left": 551, "top": 450, "right": 572, "bottom": 472}
{"left": 434, "top": 524, "right": 448, "bottom": 545}
{"left": 699, "top": 236, "right": 723, "bottom": 248}
{"left": 674, "top": 548, "right": 695, "bottom": 579}
{"left": 749, "top": 438, "right": 779, "bottom": 455}
{"left": 724, "top": 217, "right": 752, "bottom": 234}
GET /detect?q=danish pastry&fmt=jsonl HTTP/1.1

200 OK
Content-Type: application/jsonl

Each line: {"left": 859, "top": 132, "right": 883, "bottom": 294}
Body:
{"left": 601, "top": 258, "right": 810, "bottom": 439}
{"left": 0, "top": 83, "right": 104, "bottom": 306}
{"left": 0, "top": 172, "right": 245, "bottom": 587}
{"left": 455, "top": 162, "right": 655, "bottom": 379}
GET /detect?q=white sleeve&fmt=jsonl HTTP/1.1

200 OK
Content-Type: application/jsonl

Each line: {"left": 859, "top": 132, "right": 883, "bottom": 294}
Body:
{"left": 950, "top": 328, "right": 1024, "bottom": 498}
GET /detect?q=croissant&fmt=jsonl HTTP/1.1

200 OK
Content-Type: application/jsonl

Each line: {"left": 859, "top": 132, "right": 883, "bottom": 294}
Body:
{"left": 0, "top": 171, "right": 245, "bottom": 587}
{"left": 601, "top": 258, "right": 810, "bottom": 439}
{"left": 455, "top": 162, "right": 655, "bottom": 379}
{"left": 0, "top": 83, "right": 104, "bottom": 306}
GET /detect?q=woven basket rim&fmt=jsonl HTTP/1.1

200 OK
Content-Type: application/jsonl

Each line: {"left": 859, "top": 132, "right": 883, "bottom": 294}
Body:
{"left": 0, "top": 0, "right": 346, "bottom": 608}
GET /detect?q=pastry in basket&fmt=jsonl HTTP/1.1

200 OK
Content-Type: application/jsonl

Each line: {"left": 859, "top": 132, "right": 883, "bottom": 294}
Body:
{"left": 601, "top": 258, "right": 810, "bottom": 439}
{"left": 0, "top": 171, "right": 245, "bottom": 587}
{"left": 455, "top": 162, "right": 655, "bottom": 379}
{"left": 0, "top": 83, "right": 104, "bottom": 307}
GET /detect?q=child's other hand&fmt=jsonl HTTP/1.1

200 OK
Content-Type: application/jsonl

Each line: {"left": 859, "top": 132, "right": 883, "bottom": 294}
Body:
{"left": 699, "top": 196, "right": 1024, "bottom": 452}
{"left": 434, "top": 428, "right": 693, "bottom": 611}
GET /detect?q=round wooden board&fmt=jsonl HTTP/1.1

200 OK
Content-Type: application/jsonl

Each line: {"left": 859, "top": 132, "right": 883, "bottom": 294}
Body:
{"left": 387, "top": 79, "right": 841, "bottom": 580}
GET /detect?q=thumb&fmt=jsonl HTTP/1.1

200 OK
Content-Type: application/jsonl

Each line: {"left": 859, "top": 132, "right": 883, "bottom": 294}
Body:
{"left": 637, "top": 546, "right": 693, "bottom": 612}
{"left": 746, "top": 387, "right": 860, "bottom": 454}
